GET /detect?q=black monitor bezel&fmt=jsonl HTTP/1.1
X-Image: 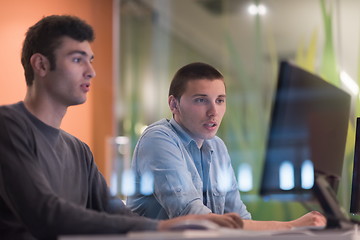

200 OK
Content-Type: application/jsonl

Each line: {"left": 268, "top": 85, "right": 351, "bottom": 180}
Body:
{"left": 350, "top": 117, "right": 360, "bottom": 214}
{"left": 260, "top": 60, "right": 351, "bottom": 204}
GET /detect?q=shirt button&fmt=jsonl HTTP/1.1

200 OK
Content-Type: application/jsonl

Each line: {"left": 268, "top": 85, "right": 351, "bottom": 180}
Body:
{"left": 176, "top": 188, "right": 182, "bottom": 192}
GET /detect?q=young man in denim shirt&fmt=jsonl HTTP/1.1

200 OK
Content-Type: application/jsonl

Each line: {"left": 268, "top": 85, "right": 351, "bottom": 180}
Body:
{"left": 127, "top": 62, "right": 326, "bottom": 230}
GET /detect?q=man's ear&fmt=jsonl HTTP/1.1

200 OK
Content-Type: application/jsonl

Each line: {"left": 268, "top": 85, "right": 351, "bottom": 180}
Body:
{"left": 30, "top": 53, "right": 50, "bottom": 77}
{"left": 168, "top": 95, "right": 179, "bottom": 114}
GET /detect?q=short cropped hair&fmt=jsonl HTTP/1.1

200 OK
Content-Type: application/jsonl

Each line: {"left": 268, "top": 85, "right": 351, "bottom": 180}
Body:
{"left": 21, "top": 15, "right": 95, "bottom": 86}
{"left": 168, "top": 62, "right": 225, "bottom": 100}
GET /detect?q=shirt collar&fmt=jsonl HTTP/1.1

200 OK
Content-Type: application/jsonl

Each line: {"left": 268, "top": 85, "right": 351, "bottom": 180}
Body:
{"left": 169, "top": 118, "right": 213, "bottom": 153}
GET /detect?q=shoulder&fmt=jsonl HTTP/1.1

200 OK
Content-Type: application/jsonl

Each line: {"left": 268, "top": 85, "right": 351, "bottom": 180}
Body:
{"left": 140, "top": 119, "right": 179, "bottom": 140}
{"left": 0, "top": 102, "right": 33, "bottom": 131}
{"left": 134, "top": 119, "right": 184, "bottom": 156}
{"left": 0, "top": 102, "right": 26, "bottom": 119}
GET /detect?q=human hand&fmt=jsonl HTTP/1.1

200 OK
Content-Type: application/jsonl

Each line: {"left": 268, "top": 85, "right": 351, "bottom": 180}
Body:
{"left": 289, "top": 211, "right": 327, "bottom": 228}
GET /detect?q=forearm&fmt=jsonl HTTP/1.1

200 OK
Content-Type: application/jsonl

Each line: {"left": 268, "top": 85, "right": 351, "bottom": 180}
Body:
{"left": 242, "top": 211, "right": 326, "bottom": 230}
{"left": 158, "top": 213, "right": 243, "bottom": 230}
{"left": 242, "top": 219, "right": 292, "bottom": 230}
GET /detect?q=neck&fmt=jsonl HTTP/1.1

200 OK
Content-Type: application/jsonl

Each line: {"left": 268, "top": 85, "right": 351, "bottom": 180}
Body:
{"left": 173, "top": 117, "right": 204, "bottom": 148}
{"left": 24, "top": 90, "right": 67, "bottom": 129}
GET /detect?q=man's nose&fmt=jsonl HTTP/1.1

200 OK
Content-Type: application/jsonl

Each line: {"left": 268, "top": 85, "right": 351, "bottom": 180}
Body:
{"left": 85, "top": 62, "right": 96, "bottom": 79}
{"left": 207, "top": 102, "right": 218, "bottom": 117}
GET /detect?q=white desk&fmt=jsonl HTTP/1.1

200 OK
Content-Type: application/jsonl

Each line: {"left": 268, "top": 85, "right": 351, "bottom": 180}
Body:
{"left": 59, "top": 226, "right": 360, "bottom": 240}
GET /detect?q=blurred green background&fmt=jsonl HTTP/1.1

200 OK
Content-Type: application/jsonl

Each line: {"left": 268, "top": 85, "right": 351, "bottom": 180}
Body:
{"left": 115, "top": 0, "right": 360, "bottom": 221}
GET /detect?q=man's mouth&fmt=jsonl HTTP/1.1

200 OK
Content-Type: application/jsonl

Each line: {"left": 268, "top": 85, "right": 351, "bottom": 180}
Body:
{"left": 80, "top": 83, "right": 91, "bottom": 92}
{"left": 204, "top": 122, "right": 217, "bottom": 128}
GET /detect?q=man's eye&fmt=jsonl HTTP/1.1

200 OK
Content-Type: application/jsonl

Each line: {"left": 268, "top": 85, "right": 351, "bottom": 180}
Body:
{"left": 217, "top": 99, "right": 225, "bottom": 104}
{"left": 73, "top": 58, "right": 81, "bottom": 63}
{"left": 195, "top": 98, "right": 206, "bottom": 103}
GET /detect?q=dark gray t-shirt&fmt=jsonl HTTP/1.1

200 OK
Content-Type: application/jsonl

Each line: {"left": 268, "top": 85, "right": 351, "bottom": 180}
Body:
{"left": 0, "top": 102, "right": 158, "bottom": 240}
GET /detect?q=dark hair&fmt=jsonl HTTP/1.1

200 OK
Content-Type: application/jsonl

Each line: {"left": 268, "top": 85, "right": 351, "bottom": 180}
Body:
{"left": 21, "top": 15, "right": 95, "bottom": 86}
{"left": 168, "top": 62, "right": 225, "bottom": 100}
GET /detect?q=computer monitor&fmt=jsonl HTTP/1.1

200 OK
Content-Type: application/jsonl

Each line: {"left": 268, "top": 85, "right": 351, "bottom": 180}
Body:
{"left": 260, "top": 61, "right": 352, "bottom": 228}
{"left": 350, "top": 118, "right": 360, "bottom": 215}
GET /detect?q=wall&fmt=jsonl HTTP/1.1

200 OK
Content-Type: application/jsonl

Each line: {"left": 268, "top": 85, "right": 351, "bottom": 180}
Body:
{"left": 0, "top": 0, "right": 114, "bottom": 181}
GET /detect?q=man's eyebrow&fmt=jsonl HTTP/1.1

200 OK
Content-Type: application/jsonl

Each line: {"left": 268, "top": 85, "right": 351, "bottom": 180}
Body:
{"left": 192, "top": 94, "right": 207, "bottom": 97}
{"left": 67, "top": 50, "right": 94, "bottom": 60}
{"left": 191, "top": 94, "right": 226, "bottom": 97}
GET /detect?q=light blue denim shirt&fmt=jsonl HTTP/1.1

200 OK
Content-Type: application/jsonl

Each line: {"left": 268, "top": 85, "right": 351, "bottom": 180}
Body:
{"left": 127, "top": 118, "right": 251, "bottom": 220}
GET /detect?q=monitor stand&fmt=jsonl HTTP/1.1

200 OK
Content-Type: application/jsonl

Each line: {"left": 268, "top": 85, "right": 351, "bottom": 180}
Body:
{"left": 313, "top": 173, "right": 354, "bottom": 229}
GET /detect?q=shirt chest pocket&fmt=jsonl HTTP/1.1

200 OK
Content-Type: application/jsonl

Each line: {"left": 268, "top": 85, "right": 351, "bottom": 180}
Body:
{"left": 210, "top": 185, "right": 226, "bottom": 214}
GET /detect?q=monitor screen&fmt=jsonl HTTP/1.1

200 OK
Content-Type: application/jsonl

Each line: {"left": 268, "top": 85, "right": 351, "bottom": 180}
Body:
{"left": 260, "top": 61, "right": 351, "bottom": 202}
{"left": 350, "top": 117, "right": 360, "bottom": 215}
